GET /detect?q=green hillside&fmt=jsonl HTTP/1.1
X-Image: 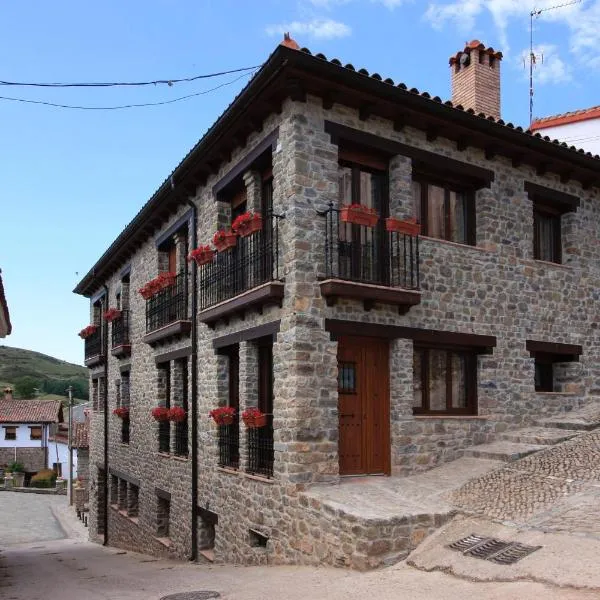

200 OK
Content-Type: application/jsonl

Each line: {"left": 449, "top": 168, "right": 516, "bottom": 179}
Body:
{"left": 0, "top": 345, "right": 88, "bottom": 400}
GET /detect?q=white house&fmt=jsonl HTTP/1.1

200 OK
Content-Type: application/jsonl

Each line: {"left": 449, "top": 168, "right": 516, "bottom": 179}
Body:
{"left": 531, "top": 106, "right": 600, "bottom": 156}
{"left": 0, "top": 388, "right": 63, "bottom": 472}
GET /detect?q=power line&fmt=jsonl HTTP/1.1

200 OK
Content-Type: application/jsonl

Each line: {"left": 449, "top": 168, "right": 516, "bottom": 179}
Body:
{"left": 0, "top": 65, "right": 262, "bottom": 89}
{"left": 0, "top": 71, "right": 256, "bottom": 111}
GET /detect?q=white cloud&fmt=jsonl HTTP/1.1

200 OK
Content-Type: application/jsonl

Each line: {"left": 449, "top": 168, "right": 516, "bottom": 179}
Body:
{"left": 424, "top": 0, "right": 600, "bottom": 67}
{"left": 309, "top": 0, "right": 410, "bottom": 8}
{"left": 518, "top": 44, "right": 572, "bottom": 85}
{"left": 265, "top": 18, "right": 352, "bottom": 39}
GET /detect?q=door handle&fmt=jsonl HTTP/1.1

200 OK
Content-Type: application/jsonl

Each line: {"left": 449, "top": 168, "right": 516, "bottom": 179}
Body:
{"left": 340, "top": 413, "right": 355, "bottom": 418}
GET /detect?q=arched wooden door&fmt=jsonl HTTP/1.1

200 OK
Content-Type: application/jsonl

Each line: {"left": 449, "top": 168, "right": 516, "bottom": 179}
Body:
{"left": 337, "top": 336, "right": 390, "bottom": 476}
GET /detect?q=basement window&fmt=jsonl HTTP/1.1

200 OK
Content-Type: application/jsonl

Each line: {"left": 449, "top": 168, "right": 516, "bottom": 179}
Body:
{"left": 527, "top": 340, "right": 582, "bottom": 393}
{"left": 249, "top": 528, "right": 269, "bottom": 548}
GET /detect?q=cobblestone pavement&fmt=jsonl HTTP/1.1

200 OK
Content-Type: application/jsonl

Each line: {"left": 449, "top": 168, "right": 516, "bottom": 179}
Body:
{"left": 0, "top": 492, "right": 67, "bottom": 545}
{"left": 448, "top": 430, "right": 600, "bottom": 532}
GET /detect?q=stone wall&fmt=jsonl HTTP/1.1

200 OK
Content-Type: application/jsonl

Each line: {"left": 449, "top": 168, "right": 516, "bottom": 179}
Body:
{"left": 84, "top": 92, "right": 600, "bottom": 567}
{"left": 0, "top": 447, "right": 46, "bottom": 472}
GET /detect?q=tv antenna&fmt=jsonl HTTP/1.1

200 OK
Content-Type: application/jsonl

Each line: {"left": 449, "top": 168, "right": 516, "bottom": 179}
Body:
{"left": 529, "top": 0, "right": 583, "bottom": 126}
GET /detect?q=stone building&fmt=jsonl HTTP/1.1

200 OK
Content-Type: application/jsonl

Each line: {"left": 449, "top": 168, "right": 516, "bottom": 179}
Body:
{"left": 73, "top": 37, "right": 600, "bottom": 569}
{"left": 0, "top": 268, "right": 11, "bottom": 338}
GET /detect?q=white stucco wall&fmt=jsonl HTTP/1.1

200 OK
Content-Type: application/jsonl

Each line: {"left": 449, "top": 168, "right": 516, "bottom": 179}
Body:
{"left": 534, "top": 118, "right": 600, "bottom": 156}
{"left": 48, "top": 439, "right": 77, "bottom": 480}
{"left": 0, "top": 423, "right": 46, "bottom": 448}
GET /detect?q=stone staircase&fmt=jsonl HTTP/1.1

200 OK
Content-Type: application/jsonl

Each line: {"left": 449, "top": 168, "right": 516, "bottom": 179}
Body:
{"left": 463, "top": 402, "right": 600, "bottom": 463}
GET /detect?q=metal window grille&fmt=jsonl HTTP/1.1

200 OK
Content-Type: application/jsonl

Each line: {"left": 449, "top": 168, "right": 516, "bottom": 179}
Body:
{"left": 199, "top": 212, "right": 283, "bottom": 311}
{"left": 84, "top": 327, "right": 103, "bottom": 361}
{"left": 121, "top": 373, "right": 130, "bottom": 444}
{"left": 322, "top": 206, "right": 420, "bottom": 290}
{"left": 111, "top": 309, "right": 131, "bottom": 348}
{"left": 218, "top": 420, "right": 239, "bottom": 469}
{"left": 174, "top": 420, "right": 188, "bottom": 457}
{"left": 247, "top": 423, "right": 274, "bottom": 478}
{"left": 158, "top": 421, "right": 170, "bottom": 453}
{"left": 145, "top": 271, "right": 188, "bottom": 333}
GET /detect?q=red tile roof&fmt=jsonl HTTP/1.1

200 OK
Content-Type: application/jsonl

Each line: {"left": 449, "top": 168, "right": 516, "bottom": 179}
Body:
{"left": 0, "top": 269, "right": 11, "bottom": 336}
{"left": 0, "top": 398, "right": 63, "bottom": 424}
{"left": 71, "top": 420, "right": 89, "bottom": 449}
{"left": 531, "top": 106, "right": 600, "bottom": 131}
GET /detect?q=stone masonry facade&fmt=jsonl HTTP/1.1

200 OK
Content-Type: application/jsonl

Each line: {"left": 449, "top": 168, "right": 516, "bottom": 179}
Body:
{"left": 81, "top": 46, "right": 600, "bottom": 569}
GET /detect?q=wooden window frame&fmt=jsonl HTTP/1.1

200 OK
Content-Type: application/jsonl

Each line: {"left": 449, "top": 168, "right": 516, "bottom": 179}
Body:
{"left": 413, "top": 173, "right": 476, "bottom": 245}
{"left": 4, "top": 426, "right": 16, "bottom": 441}
{"left": 413, "top": 344, "right": 478, "bottom": 416}
{"left": 29, "top": 426, "right": 42, "bottom": 441}
{"left": 533, "top": 204, "right": 562, "bottom": 264}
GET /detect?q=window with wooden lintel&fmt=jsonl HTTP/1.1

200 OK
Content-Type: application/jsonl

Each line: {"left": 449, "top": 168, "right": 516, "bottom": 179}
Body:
{"left": 29, "top": 426, "right": 42, "bottom": 441}
{"left": 4, "top": 426, "right": 16, "bottom": 441}
{"left": 526, "top": 339, "right": 582, "bottom": 393}
{"left": 525, "top": 182, "right": 579, "bottom": 265}
{"left": 412, "top": 172, "right": 475, "bottom": 245}
{"left": 413, "top": 345, "right": 478, "bottom": 415}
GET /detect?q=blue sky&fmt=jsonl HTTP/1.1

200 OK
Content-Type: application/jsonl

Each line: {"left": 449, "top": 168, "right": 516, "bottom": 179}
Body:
{"left": 2, "top": 0, "right": 599, "bottom": 365}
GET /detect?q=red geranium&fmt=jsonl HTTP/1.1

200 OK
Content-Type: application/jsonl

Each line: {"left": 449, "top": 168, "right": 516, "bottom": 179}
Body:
{"left": 78, "top": 325, "right": 97, "bottom": 339}
{"left": 187, "top": 245, "right": 214, "bottom": 266}
{"left": 113, "top": 407, "right": 129, "bottom": 419}
{"left": 151, "top": 407, "right": 170, "bottom": 422}
{"left": 168, "top": 407, "right": 187, "bottom": 422}
{"left": 232, "top": 212, "right": 262, "bottom": 237}
{"left": 241, "top": 407, "right": 267, "bottom": 428}
{"left": 209, "top": 406, "right": 236, "bottom": 425}
{"left": 103, "top": 308, "right": 122, "bottom": 322}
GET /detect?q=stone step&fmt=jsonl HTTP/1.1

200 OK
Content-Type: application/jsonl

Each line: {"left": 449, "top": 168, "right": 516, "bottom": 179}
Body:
{"left": 463, "top": 441, "right": 545, "bottom": 462}
{"left": 538, "top": 403, "right": 600, "bottom": 431}
{"left": 499, "top": 427, "right": 581, "bottom": 445}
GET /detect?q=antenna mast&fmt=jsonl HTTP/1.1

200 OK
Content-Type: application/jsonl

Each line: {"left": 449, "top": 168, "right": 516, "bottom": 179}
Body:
{"left": 529, "top": 0, "right": 583, "bottom": 126}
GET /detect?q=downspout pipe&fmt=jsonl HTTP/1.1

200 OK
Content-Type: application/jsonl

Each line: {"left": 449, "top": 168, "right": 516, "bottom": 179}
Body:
{"left": 102, "top": 285, "right": 109, "bottom": 546}
{"left": 186, "top": 200, "right": 199, "bottom": 562}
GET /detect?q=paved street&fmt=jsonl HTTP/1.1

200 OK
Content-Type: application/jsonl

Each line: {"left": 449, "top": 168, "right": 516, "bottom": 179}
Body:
{"left": 1, "top": 492, "right": 599, "bottom": 600}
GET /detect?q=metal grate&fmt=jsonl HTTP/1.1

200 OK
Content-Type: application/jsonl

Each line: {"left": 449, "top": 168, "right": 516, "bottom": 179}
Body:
{"left": 84, "top": 327, "right": 103, "bottom": 361}
{"left": 218, "top": 421, "right": 239, "bottom": 469}
{"left": 247, "top": 424, "right": 274, "bottom": 478}
{"left": 448, "top": 534, "right": 541, "bottom": 565}
{"left": 146, "top": 271, "right": 188, "bottom": 333}
{"left": 111, "top": 309, "right": 131, "bottom": 348}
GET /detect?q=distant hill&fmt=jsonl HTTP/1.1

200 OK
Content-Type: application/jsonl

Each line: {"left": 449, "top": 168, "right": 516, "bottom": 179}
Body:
{"left": 0, "top": 346, "right": 88, "bottom": 400}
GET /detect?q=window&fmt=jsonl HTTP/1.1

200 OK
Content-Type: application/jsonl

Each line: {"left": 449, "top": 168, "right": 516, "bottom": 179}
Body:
{"left": 4, "top": 426, "right": 16, "bottom": 441}
{"left": 535, "top": 360, "right": 554, "bottom": 392}
{"left": 110, "top": 475, "right": 119, "bottom": 506}
{"left": 118, "top": 479, "right": 127, "bottom": 511}
{"left": 338, "top": 362, "right": 356, "bottom": 394}
{"left": 127, "top": 483, "right": 139, "bottom": 518}
{"left": 533, "top": 205, "right": 561, "bottom": 263}
{"left": 29, "top": 426, "right": 42, "bottom": 440}
{"left": 121, "top": 371, "right": 130, "bottom": 445}
{"left": 157, "top": 495, "right": 170, "bottom": 538}
{"left": 527, "top": 340, "right": 581, "bottom": 393}
{"left": 412, "top": 175, "right": 475, "bottom": 245}
{"left": 157, "top": 363, "right": 171, "bottom": 453}
{"left": 174, "top": 359, "right": 188, "bottom": 457}
{"left": 53, "top": 462, "right": 62, "bottom": 477}
{"left": 413, "top": 346, "right": 477, "bottom": 415}
{"left": 218, "top": 345, "right": 240, "bottom": 470}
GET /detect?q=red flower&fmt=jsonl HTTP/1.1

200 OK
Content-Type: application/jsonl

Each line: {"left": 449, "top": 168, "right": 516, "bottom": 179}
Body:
{"left": 113, "top": 407, "right": 129, "bottom": 419}
{"left": 78, "top": 325, "right": 98, "bottom": 339}
{"left": 139, "top": 272, "right": 176, "bottom": 299}
{"left": 151, "top": 407, "right": 170, "bottom": 422}
{"left": 187, "top": 245, "right": 214, "bottom": 263}
{"left": 167, "top": 407, "right": 187, "bottom": 422}
{"left": 241, "top": 407, "right": 267, "bottom": 428}
{"left": 232, "top": 212, "right": 263, "bottom": 237}
{"left": 209, "top": 406, "right": 236, "bottom": 425}
{"left": 103, "top": 308, "right": 122, "bottom": 322}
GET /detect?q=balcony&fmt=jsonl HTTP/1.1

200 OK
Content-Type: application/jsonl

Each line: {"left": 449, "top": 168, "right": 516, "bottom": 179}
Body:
{"left": 84, "top": 328, "right": 104, "bottom": 368}
{"left": 198, "top": 213, "right": 284, "bottom": 327}
{"left": 143, "top": 272, "right": 191, "bottom": 345}
{"left": 247, "top": 423, "right": 274, "bottom": 478}
{"left": 320, "top": 207, "right": 421, "bottom": 313}
{"left": 111, "top": 309, "right": 131, "bottom": 358}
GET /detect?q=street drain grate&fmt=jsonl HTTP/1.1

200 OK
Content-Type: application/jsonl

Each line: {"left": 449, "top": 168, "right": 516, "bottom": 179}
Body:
{"left": 448, "top": 534, "right": 541, "bottom": 565}
{"left": 160, "top": 593, "right": 220, "bottom": 600}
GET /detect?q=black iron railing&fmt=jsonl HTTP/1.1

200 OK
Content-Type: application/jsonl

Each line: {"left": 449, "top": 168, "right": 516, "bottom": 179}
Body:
{"left": 199, "top": 213, "right": 283, "bottom": 311}
{"left": 121, "top": 418, "right": 130, "bottom": 444}
{"left": 146, "top": 272, "right": 188, "bottom": 333}
{"left": 175, "top": 420, "right": 188, "bottom": 457}
{"left": 322, "top": 207, "right": 420, "bottom": 290}
{"left": 84, "top": 328, "right": 103, "bottom": 361}
{"left": 111, "top": 310, "right": 131, "bottom": 348}
{"left": 247, "top": 423, "right": 273, "bottom": 478}
{"left": 218, "top": 421, "right": 239, "bottom": 469}
{"left": 158, "top": 421, "right": 170, "bottom": 453}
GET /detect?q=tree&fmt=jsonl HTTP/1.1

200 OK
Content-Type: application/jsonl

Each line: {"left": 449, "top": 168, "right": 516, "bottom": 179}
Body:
{"left": 14, "top": 376, "right": 40, "bottom": 399}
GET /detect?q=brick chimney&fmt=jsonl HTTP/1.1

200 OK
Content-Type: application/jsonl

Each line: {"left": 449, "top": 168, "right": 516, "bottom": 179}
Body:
{"left": 449, "top": 40, "right": 503, "bottom": 119}
{"left": 4, "top": 387, "right": 13, "bottom": 401}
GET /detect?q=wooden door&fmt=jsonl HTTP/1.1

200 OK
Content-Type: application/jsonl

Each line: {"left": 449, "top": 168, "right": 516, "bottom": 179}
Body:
{"left": 338, "top": 336, "right": 390, "bottom": 476}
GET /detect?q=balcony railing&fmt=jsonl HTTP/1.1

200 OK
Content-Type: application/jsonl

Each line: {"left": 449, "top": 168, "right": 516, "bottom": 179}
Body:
{"left": 247, "top": 422, "right": 274, "bottom": 478}
{"left": 218, "top": 421, "right": 239, "bottom": 469}
{"left": 198, "top": 213, "right": 284, "bottom": 324}
{"left": 111, "top": 309, "right": 131, "bottom": 349}
{"left": 320, "top": 206, "right": 421, "bottom": 312}
{"left": 84, "top": 328, "right": 104, "bottom": 366}
{"left": 145, "top": 272, "right": 188, "bottom": 334}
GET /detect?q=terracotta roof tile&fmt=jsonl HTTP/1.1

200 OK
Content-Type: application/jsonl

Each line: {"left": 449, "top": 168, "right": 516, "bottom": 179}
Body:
{"left": 0, "top": 398, "right": 62, "bottom": 424}
{"left": 531, "top": 105, "right": 600, "bottom": 131}
{"left": 71, "top": 420, "right": 89, "bottom": 449}
{"left": 0, "top": 270, "right": 11, "bottom": 336}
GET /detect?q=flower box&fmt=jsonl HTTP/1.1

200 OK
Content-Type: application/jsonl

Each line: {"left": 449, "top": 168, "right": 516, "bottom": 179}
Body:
{"left": 213, "top": 229, "right": 237, "bottom": 252}
{"left": 385, "top": 217, "right": 420, "bottom": 236}
{"left": 78, "top": 325, "right": 97, "bottom": 339}
{"left": 187, "top": 245, "right": 214, "bottom": 267}
{"left": 113, "top": 407, "right": 129, "bottom": 419}
{"left": 241, "top": 407, "right": 268, "bottom": 429}
{"left": 139, "top": 272, "right": 176, "bottom": 299}
{"left": 103, "top": 308, "right": 122, "bottom": 322}
{"left": 151, "top": 407, "right": 170, "bottom": 422}
{"left": 232, "top": 212, "right": 263, "bottom": 237}
{"left": 168, "top": 407, "right": 187, "bottom": 422}
{"left": 340, "top": 204, "right": 379, "bottom": 228}
{"left": 209, "top": 406, "right": 236, "bottom": 426}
